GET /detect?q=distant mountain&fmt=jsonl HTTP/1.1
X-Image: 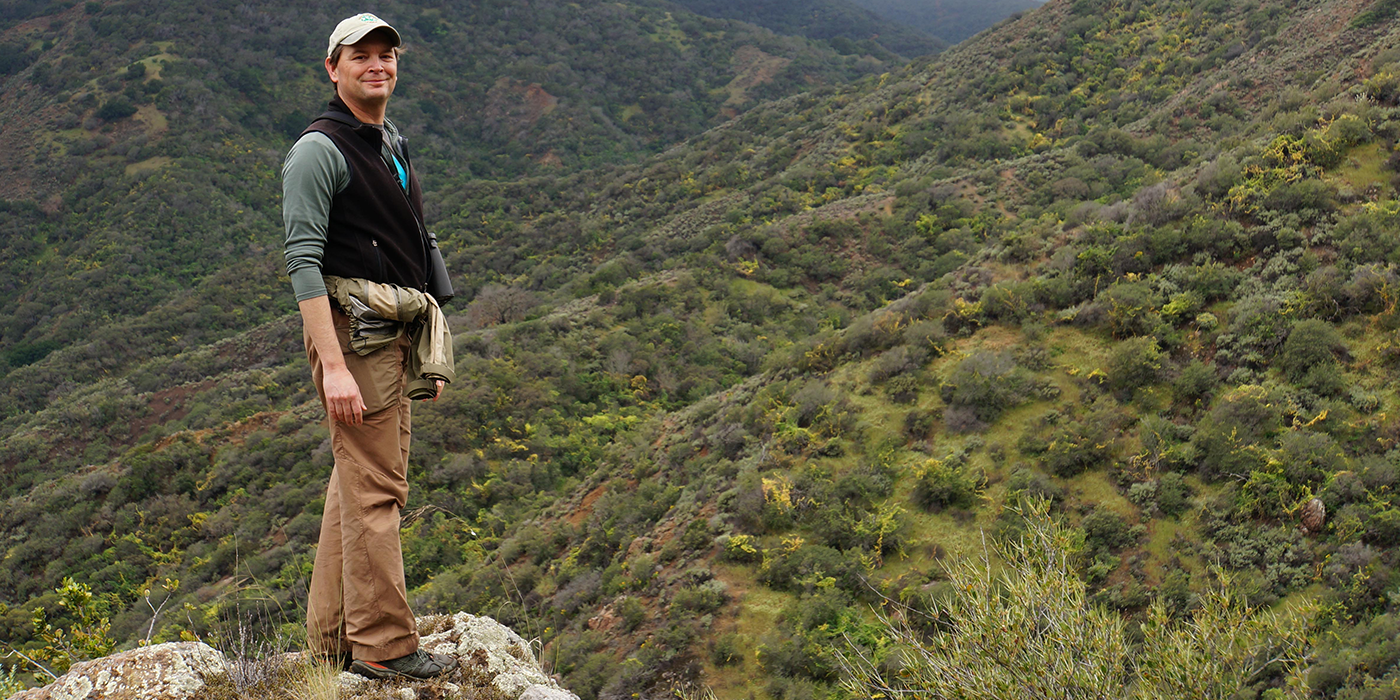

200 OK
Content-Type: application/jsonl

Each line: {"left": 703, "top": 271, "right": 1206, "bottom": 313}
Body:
{"left": 849, "top": 0, "right": 1044, "bottom": 44}
{"left": 667, "top": 0, "right": 947, "bottom": 57}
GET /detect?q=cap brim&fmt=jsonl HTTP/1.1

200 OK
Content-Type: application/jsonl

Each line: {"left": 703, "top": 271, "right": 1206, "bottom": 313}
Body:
{"left": 339, "top": 24, "right": 402, "bottom": 50}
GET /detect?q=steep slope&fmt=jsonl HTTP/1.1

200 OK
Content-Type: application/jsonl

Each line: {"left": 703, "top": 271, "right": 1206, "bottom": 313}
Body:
{"left": 666, "top": 0, "right": 946, "bottom": 57}
{"left": 850, "top": 0, "right": 1046, "bottom": 44}
{"left": 7, "top": 0, "right": 1400, "bottom": 699}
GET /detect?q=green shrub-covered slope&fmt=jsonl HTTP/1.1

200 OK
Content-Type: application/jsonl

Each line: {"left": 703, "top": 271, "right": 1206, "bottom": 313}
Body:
{"left": 7, "top": 0, "right": 1400, "bottom": 698}
{"left": 850, "top": 0, "right": 1045, "bottom": 45}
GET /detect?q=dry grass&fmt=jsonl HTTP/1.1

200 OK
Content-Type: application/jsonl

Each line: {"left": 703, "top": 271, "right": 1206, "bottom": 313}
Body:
{"left": 196, "top": 649, "right": 511, "bottom": 700}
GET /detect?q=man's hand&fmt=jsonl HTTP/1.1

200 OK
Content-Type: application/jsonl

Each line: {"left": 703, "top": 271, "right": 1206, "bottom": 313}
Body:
{"left": 324, "top": 366, "right": 368, "bottom": 424}
{"left": 433, "top": 380, "right": 444, "bottom": 402}
{"left": 299, "top": 295, "right": 368, "bottom": 424}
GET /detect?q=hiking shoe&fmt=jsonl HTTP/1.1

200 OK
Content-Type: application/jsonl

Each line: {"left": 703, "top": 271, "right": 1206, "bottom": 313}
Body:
{"left": 350, "top": 649, "right": 458, "bottom": 680}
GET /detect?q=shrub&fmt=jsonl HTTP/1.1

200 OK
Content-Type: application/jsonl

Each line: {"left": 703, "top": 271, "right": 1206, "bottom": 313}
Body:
{"left": 837, "top": 501, "right": 1315, "bottom": 698}
{"left": 1196, "top": 154, "right": 1241, "bottom": 200}
{"left": 1276, "top": 430, "right": 1346, "bottom": 486}
{"left": 96, "top": 97, "right": 137, "bottom": 121}
{"left": 1043, "top": 418, "right": 1115, "bottom": 477}
{"left": 1099, "top": 282, "right": 1159, "bottom": 338}
{"left": 903, "top": 319, "right": 948, "bottom": 353}
{"left": 672, "top": 580, "right": 729, "bottom": 615}
{"left": 1262, "top": 178, "right": 1337, "bottom": 218}
{"left": 912, "top": 457, "right": 982, "bottom": 511}
{"left": 885, "top": 374, "right": 920, "bottom": 404}
{"left": 617, "top": 596, "right": 647, "bottom": 631}
{"left": 1278, "top": 319, "right": 1345, "bottom": 383}
{"left": 1081, "top": 506, "right": 1137, "bottom": 554}
{"left": 1173, "top": 360, "right": 1218, "bottom": 407}
{"left": 1107, "top": 337, "right": 1164, "bottom": 396}
{"left": 1191, "top": 385, "right": 1282, "bottom": 480}
{"left": 868, "top": 346, "right": 926, "bottom": 383}
{"left": 1157, "top": 473, "right": 1192, "bottom": 517}
{"left": 903, "top": 409, "right": 938, "bottom": 441}
{"left": 29, "top": 578, "right": 117, "bottom": 673}
{"left": 758, "top": 543, "right": 862, "bottom": 594}
{"left": 1007, "top": 467, "right": 1065, "bottom": 505}
{"left": 711, "top": 632, "right": 745, "bottom": 666}
{"left": 940, "top": 351, "right": 1033, "bottom": 426}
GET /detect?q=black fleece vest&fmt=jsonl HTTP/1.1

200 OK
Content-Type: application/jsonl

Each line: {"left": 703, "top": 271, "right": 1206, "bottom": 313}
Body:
{"left": 303, "top": 97, "right": 428, "bottom": 291}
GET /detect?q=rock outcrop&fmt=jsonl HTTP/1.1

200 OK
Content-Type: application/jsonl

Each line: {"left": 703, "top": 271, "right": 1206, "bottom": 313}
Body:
{"left": 7, "top": 642, "right": 226, "bottom": 700}
{"left": 6, "top": 614, "right": 577, "bottom": 700}
{"left": 1301, "top": 497, "right": 1326, "bottom": 533}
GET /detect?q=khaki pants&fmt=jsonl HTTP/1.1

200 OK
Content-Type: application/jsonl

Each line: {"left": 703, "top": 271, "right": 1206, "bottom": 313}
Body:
{"left": 305, "top": 310, "right": 419, "bottom": 662}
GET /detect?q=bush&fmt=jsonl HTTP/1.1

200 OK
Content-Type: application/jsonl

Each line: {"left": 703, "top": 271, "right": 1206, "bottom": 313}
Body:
{"left": 886, "top": 374, "right": 920, "bottom": 404}
{"left": 1191, "top": 385, "right": 1282, "bottom": 480}
{"left": 1262, "top": 178, "right": 1337, "bottom": 219}
{"left": 1043, "top": 418, "right": 1115, "bottom": 477}
{"left": 838, "top": 501, "right": 1315, "bottom": 698}
{"left": 912, "top": 457, "right": 982, "bottom": 511}
{"left": 1081, "top": 506, "right": 1137, "bottom": 554}
{"left": 96, "top": 97, "right": 137, "bottom": 121}
{"left": 672, "top": 580, "right": 729, "bottom": 615}
{"left": 1107, "top": 337, "right": 1164, "bottom": 396}
{"left": 759, "top": 544, "right": 863, "bottom": 594}
{"left": 940, "top": 351, "right": 1034, "bottom": 426}
{"left": 1173, "top": 360, "right": 1218, "bottom": 407}
{"left": 1276, "top": 430, "right": 1346, "bottom": 486}
{"left": 868, "top": 346, "right": 926, "bottom": 383}
{"left": 1278, "top": 319, "right": 1345, "bottom": 383}
{"left": 711, "top": 632, "right": 745, "bottom": 666}
{"left": 903, "top": 409, "right": 938, "bottom": 441}
{"left": 1157, "top": 473, "right": 1192, "bottom": 516}
{"left": 617, "top": 596, "right": 647, "bottom": 631}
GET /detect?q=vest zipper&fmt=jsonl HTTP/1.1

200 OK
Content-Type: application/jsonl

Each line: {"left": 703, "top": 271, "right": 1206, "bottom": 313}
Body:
{"left": 371, "top": 238, "right": 386, "bottom": 280}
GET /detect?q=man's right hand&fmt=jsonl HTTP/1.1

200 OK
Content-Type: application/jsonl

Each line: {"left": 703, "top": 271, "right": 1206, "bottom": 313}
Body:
{"left": 300, "top": 295, "right": 368, "bottom": 425}
{"left": 323, "top": 365, "right": 367, "bottom": 424}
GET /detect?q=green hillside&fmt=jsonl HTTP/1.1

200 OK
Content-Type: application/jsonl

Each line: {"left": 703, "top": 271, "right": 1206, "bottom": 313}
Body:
{"left": 667, "top": 0, "right": 947, "bottom": 58}
{"left": 6, "top": 0, "right": 1400, "bottom": 698}
{"left": 0, "top": 0, "right": 896, "bottom": 420}
{"left": 850, "top": 0, "right": 1045, "bottom": 44}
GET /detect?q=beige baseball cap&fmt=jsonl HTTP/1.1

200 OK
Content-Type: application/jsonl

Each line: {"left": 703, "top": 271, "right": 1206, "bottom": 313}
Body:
{"left": 326, "top": 13, "right": 402, "bottom": 58}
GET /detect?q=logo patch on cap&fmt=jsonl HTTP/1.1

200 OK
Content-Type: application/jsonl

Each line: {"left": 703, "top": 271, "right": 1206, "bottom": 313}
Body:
{"left": 359, "top": 13, "right": 378, "bottom": 22}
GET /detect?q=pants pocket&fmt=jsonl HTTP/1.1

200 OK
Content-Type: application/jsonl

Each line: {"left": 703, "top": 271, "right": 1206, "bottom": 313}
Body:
{"left": 336, "top": 317, "right": 402, "bottom": 415}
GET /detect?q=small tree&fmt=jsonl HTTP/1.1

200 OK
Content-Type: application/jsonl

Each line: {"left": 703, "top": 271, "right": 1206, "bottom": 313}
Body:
{"left": 28, "top": 578, "right": 117, "bottom": 674}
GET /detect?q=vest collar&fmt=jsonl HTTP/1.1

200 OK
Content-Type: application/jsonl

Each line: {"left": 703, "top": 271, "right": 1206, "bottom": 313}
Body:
{"left": 328, "top": 95, "right": 386, "bottom": 145}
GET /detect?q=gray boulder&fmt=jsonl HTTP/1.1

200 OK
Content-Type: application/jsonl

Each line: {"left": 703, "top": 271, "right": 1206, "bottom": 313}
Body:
{"left": 6, "top": 642, "right": 226, "bottom": 700}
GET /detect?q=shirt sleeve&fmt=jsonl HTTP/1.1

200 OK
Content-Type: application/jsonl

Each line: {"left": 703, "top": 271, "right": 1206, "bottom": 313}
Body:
{"left": 282, "top": 132, "right": 349, "bottom": 302}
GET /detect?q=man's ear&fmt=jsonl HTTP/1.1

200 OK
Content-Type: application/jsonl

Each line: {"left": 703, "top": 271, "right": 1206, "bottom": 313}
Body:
{"left": 324, "top": 57, "right": 338, "bottom": 84}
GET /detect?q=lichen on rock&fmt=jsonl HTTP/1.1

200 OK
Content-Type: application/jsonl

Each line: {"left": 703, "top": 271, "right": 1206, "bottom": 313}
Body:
{"left": 7, "top": 642, "right": 226, "bottom": 700}
{"left": 416, "top": 613, "right": 575, "bottom": 700}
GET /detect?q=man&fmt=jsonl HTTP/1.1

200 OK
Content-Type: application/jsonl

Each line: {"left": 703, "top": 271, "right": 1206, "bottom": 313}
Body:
{"left": 281, "top": 13, "right": 456, "bottom": 680}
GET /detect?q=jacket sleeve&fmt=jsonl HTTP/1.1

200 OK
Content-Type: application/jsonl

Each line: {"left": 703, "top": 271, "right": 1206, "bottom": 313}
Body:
{"left": 282, "top": 132, "right": 350, "bottom": 302}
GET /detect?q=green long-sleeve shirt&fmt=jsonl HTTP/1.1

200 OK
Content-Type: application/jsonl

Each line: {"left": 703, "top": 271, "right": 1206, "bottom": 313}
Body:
{"left": 281, "top": 119, "right": 409, "bottom": 302}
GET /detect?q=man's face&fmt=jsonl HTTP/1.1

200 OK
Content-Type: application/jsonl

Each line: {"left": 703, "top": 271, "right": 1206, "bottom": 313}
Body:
{"left": 325, "top": 32, "right": 398, "bottom": 110}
